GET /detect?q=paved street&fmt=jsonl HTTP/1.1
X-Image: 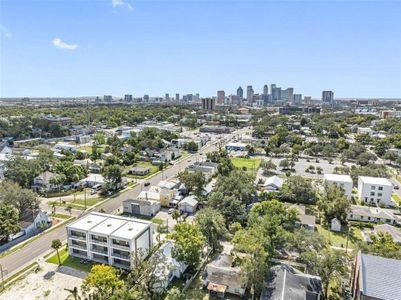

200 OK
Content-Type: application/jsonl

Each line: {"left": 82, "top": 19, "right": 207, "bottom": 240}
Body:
{"left": 0, "top": 130, "right": 234, "bottom": 280}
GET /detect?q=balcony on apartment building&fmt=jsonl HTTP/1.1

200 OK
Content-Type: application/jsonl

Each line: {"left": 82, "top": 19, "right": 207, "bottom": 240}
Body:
{"left": 112, "top": 258, "right": 131, "bottom": 270}
{"left": 71, "top": 248, "right": 88, "bottom": 258}
{"left": 70, "top": 240, "right": 87, "bottom": 251}
{"left": 111, "top": 239, "right": 130, "bottom": 250}
{"left": 91, "top": 234, "right": 108, "bottom": 246}
{"left": 92, "top": 253, "right": 109, "bottom": 264}
{"left": 111, "top": 249, "right": 131, "bottom": 261}
{"left": 91, "top": 244, "right": 108, "bottom": 255}
{"left": 70, "top": 230, "right": 87, "bottom": 241}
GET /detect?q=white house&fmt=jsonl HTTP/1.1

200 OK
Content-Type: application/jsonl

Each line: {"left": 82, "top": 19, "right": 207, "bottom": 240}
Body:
{"left": 10, "top": 209, "right": 52, "bottom": 240}
{"left": 357, "top": 127, "right": 375, "bottom": 135}
{"left": 179, "top": 196, "right": 198, "bottom": 213}
{"left": 79, "top": 173, "right": 105, "bottom": 187}
{"left": 263, "top": 176, "right": 285, "bottom": 191}
{"left": 357, "top": 176, "right": 393, "bottom": 206}
{"left": 67, "top": 212, "right": 153, "bottom": 270}
{"left": 225, "top": 142, "right": 247, "bottom": 151}
{"left": 324, "top": 174, "right": 353, "bottom": 199}
{"left": 153, "top": 241, "right": 187, "bottom": 291}
{"left": 348, "top": 205, "right": 397, "bottom": 225}
{"left": 32, "top": 171, "right": 60, "bottom": 193}
{"left": 54, "top": 142, "right": 77, "bottom": 153}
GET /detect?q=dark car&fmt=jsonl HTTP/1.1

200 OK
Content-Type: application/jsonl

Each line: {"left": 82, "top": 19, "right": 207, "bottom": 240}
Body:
{"left": 144, "top": 182, "right": 151, "bottom": 187}
{"left": 394, "top": 185, "right": 399, "bottom": 190}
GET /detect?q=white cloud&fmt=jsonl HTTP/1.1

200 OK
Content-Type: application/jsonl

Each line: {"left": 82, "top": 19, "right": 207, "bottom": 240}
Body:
{"left": 52, "top": 38, "right": 79, "bottom": 50}
{"left": 0, "top": 25, "right": 12, "bottom": 38}
{"left": 112, "top": 0, "right": 134, "bottom": 11}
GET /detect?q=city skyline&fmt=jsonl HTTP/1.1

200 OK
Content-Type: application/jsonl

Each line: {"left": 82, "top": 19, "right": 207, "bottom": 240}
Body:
{"left": 1, "top": 1, "right": 401, "bottom": 98}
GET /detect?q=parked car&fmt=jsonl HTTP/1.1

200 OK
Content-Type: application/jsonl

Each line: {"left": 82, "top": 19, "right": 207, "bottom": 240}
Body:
{"left": 144, "top": 182, "right": 151, "bottom": 187}
{"left": 394, "top": 185, "right": 399, "bottom": 190}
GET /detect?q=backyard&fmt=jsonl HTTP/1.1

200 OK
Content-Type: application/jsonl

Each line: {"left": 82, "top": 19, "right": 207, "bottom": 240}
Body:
{"left": 316, "top": 225, "right": 362, "bottom": 250}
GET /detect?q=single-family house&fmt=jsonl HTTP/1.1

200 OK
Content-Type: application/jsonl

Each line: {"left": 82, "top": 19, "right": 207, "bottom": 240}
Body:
{"left": 264, "top": 176, "right": 285, "bottom": 191}
{"left": 10, "top": 209, "right": 52, "bottom": 240}
{"left": 128, "top": 166, "right": 151, "bottom": 176}
{"left": 79, "top": 173, "right": 105, "bottom": 187}
{"left": 152, "top": 241, "right": 187, "bottom": 291}
{"left": 32, "top": 171, "right": 60, "bottom": 193}
{"left": 324, "top": 174, "right": 353, "bottom": 199}
{"left": 202, "top": 253, "right": 246, "bottom": 298}
{"left": 260, "top": 264, "right": 322, "bottom": 300}
{"left": 147, "top": 187, "right": 177, "bottom": 207}
{"left": 351, "top": 251, "right": 401, "bottom": 300}
{"left": 348, "top": 205, "right": 397, "bottom": 225}
{"left": 54, "top": 142, "right": 77, "bottom": 153}
{"left": 178, "top": 196, "right": 198, "bottom": 214}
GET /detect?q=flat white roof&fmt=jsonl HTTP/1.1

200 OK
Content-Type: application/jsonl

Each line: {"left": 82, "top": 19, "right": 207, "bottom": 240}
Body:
{"left": 359, "top": 176, "right": 392, "bottom": 186}
{"left": 68, "top": 214, "right": 107, "bottom": 231}
{"left": 112, "top": 220, "right": 150, "bottom": 240}
{"left": 67, "top": 212, "right": 151, "bottom": 240}
{"left": 90, "top": 218, "right": 127, "bottom": 236}
{"left": 324, "top": 174, "right": 353, "bottom": 183}
{"left": 138, "top": 191, "right": 160, "bottom": 201}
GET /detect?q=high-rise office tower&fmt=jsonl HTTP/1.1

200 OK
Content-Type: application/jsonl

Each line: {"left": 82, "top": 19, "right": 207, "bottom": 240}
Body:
{"left": 322, "top": 91, "right": 334, "bottom": 104}
{"left": 217, "top": 90, "right": 225, "bottom": 104}
{"left": 237, "top": 86, "right": 243, "bottom": 99}
{"left": 165, "top": 93, "right": 170, "bottom": 101}
{"left": 124, "top": 94, "right": 132, "bottom": 102}
{"left": 246, "top": 85, "right": 254, "bottom": 103}
{"left": 287, "top": 88, "right": 294, "bottom": 103}
{"left": 103, "top": 95, "right": 112, "bottom": 102}
{"left": 293, "top": 94, "right": 302, "bottom": 104}
{"left": 202, "top": 98, "right": 215, "bottom": 112}
{"left": 270, "top": 84, "right": 281, "bottom": 101}
{"left": 143, "top": 95, "right": 149, "bottom": 102}
{"left": 175, "top": 93, "right": 180, "bottom": 101}
{"left": 263, "top": 84, "right": 269, "bottom": 95}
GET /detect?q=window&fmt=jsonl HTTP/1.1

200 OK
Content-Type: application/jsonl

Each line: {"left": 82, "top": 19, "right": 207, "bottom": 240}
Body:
{"left": 371, "top": 186, "right": 376, "bottom": 190}
{"left": 370, "top": 192, "right": 375, "bottom": 196}
{"left": 378, "top": 193, "right": 382, "bottom": 197}
{"left": 378, "top": 186, "right": 383, "bottom": 191}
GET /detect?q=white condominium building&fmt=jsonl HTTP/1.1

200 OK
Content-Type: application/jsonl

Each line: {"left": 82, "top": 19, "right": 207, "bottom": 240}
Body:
{"left": 323, "top": 174, "right": 353, "bottom": 199}
{"left": 66, "top": 212, "right": 152, "bottom": 270}
{"left": 357, "top": 176, "right": 393, "bottom": 206}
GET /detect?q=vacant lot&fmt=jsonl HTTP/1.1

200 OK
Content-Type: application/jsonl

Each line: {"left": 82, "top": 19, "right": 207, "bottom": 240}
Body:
{"left": 231, "top": 157, "right": 261, "bottom": 176}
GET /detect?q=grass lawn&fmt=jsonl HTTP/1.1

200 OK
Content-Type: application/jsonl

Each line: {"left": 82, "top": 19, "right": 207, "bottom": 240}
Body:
{"left": 231, "top": 157, "right": 261, "bottom": 176}
{"left": 71, "top": 197, "right": 102, "bottom": 207}
{"left": 46, "top": 248, "right": 93, "bottom": 273}
{"left": 51, "top": 213, "right": 72, "bottom": 219}
{"left": 77, "top": 145, "right": 105, "bottom": 155}
{"left": 392, "top": 193, "right": 401, "bottom": 205}
{"left": 317, "top": 225, "right": 362, "bottom": 249}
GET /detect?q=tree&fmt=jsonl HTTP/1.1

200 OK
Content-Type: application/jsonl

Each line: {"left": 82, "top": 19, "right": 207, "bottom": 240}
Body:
{"left": 279, "top": 159, "right": 290, "bottom": 170}
{"left": 279, "top": 176, "right": 316, "bottom": 204}
{"left": 0, "top": 181, "right": 39, "bottom": 215}
{"left": 217, "top": 156, "right": 234, "bottom": 176}
{"left": 195, "top": 208, "right": 227, "bottom": 252}
{"left": 82, "top": 265, "right": 124, "bottom": 299}
{"left": 305, "top": 249, "right": 349, "bottom": 299}
{"left": 358, "top": 232, "right": 401, "bottom": 259}
{"left": 356, "top": 152, "right": 376, "bottom": 166}
{"left": 178, "top": 169, "right": 205, "bottom": 196}
{"left": 51, "top": 239, "right": 63, "bottom": 265}
{"left": 103, "top": 164, "right": 122, "bottom": 190}
{"left": 317, "top": 183, "right": 350, "bottom": 224}
{"left": 183, "top": 141, "right": 198, "bottom": 152}
{"left": 168, "top": 223, "right": 205, "bottom": 270}
{"left": 247, "top": 200, "right": 299, "bottom": 253}
{"left": 261, "top": 159, "right": 276, "bottom": 176}
{"left": 0, "top": 203, "right": 20, "bottom": 242}
{"left": 165, "top": 287, "right": 185, "bottom": 300}
{"left": 208, "top": 170, "right": 254, "bottom": 224}
{"left": 4, "top": 157, "right": 43, "bottom": 188}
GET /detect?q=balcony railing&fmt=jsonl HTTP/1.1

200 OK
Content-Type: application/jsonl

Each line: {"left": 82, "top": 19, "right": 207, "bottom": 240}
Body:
{"left": 91, "top": 247, "right": 108, "bottom": 255}
{"left": 111, "top": 242, "right": 130, "bottom": 250}
{"left": 70, "top": 234, "right": 87, "bottom": 241}
{"left": 91, "top": 256, "right": 109, "bottom": 264}
{"left": 70, "top": 243, "right": 87, "bottom": 250}
{"left": 91, "top": 238, "right": 108, "bottom": 245}
{"left": 71, "top": 252, "right": 88, "bottom": 259}
{"left": 111, "top": 252, "right": 131, "bottom": 261}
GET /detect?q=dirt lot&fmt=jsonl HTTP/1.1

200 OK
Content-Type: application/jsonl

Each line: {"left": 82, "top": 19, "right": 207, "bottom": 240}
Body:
{"left": 0, "top": 263, "right": 85, "bottom": 300}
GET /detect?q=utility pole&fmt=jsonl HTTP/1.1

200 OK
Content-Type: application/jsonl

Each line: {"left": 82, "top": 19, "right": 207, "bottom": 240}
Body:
{"left": 0, "top": 264, "right": 7, "bottom": 289}
{"left": 84, "top": 190, "right": 87, "bottom": 210}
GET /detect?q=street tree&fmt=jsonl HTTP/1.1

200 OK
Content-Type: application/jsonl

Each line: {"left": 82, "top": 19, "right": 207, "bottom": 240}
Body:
{"left": 195, "top": 208, "right": 227, "bottom": 252}
{"left": 51, "top": 239, "right": 63, "bottom": 265}
{"left": 0, "top": 203, "right": 20, "bottom": 242}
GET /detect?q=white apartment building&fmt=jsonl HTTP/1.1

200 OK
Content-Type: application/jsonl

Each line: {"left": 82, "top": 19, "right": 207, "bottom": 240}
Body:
{"left": 357, "top": 176, "right": 393, "bottom": 206}
{"left": 324, "top": 174, "right": 353, "bottom": 199}
{"left": 66, "top": 212, "right": 152, "bottom": 270}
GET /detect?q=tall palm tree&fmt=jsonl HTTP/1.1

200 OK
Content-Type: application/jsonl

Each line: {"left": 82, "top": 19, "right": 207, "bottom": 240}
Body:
{"left": 51, "top": 239, "right": 62, "bottom": 265}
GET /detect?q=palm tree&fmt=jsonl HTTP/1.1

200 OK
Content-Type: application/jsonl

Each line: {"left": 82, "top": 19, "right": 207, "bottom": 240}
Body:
{"left": 64, "top": 287, "right": 81, "bottom": 300}
{"left": 51, "top": 239, "right": 62, "bottom": 265}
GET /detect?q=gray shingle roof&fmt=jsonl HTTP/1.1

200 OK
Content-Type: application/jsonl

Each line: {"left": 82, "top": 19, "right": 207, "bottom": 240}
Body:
{"left": 359, "top": 253, "right": 401, "bottom": 300}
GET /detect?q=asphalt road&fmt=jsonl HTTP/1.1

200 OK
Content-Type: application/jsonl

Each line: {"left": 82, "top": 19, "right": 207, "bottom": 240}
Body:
{"left": 0, "top": 134, "right": 228, "bottom": 279}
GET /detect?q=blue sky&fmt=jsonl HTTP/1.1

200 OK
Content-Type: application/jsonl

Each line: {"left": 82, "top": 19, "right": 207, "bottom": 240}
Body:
{"left": 1, "top": 0, "right": 401, "bottom": 98}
